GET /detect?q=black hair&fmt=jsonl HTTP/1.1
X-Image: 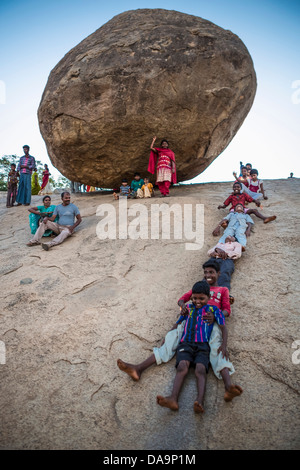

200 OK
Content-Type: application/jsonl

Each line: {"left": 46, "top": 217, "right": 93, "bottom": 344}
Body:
{"left": 234, "top": 202, "right": 244, "bottom": 210}
{"left": 11, "top": 163, "right": 16, "bottom": 167}
{"left": 23, "top": 145, "right": 30, "bottom": 149}
{"left": 202, "top": 260, "right": 220, "bottom": 273}
{"left": 245, "top": 163, "right": 252, "bottom": 167}
{"left": 61, "top": 191, "right": 70, "bottom": 199}
{"left": 250, "top": 169, "right": 258, "bottom": 175}
{"left": 122, "top": 178, "right": 128, "bottom": 183}
{"left": 241, "top": 166, "right": 248, "bottom": 170}
{"left": 134, "top": 172, "right": 140, "bottom": 177}
{"left": 43, "top": 195, "right": 51, "bottom": 202}
{"left": 192, "top": 280, "right": 210, "bottom": 296}
{"left": 233, "top": 181, "right": 242, "bottom": 188}
{"left": 160, "top": 138, "right": 169, "bottom": 147}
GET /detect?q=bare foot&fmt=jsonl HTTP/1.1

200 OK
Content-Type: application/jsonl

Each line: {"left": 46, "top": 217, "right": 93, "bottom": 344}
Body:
{"left": 156, "top": 395, "right": 179, "bottom": 411}
{"left": 264, "top": 215, "right": 276, "bottom": 224}
{"left": 117, "top": 359, "right": 140, "bottom": 381}
{"left": 26, "top": 241, "right": 39, "bottom": 247}
{"left": 194, "top": 401, "right": 205, "bottom": 413}
{"left": 224, "top": 384, "right": 243, "bottom": 402}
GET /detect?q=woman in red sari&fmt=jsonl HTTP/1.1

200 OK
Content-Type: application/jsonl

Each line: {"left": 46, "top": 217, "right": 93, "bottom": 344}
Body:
{"left": 148, "top": 136, "right": 177, "bottom": 197}
{"left": 39, "top": 164, "right": 50, "bottom": 192}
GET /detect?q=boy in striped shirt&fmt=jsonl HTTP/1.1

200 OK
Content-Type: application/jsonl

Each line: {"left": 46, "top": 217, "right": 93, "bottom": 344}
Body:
{"left": 156, "top": 281, "right": 227, "bottom": 413}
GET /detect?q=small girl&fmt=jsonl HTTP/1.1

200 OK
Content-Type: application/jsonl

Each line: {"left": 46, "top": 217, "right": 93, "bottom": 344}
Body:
{"left": 233, "top": 166, "right": 249, "bottom": 188}
{"left": 247, "top": 169, "right": 267, "bottom": 200}
{"left": 141, "top": 177, "right": 154, "bottom": 198}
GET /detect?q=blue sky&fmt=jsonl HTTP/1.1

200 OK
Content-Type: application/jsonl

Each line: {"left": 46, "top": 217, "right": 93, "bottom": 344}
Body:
{"left": 0, "top": 0, "right": 299, "bottom": 185}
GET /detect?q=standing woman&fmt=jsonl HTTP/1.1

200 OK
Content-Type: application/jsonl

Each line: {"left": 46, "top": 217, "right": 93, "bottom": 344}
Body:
{"left": 148, "top": 136, "right": 177, "bottom": 197}
{"left": 31, "top": 168, "right": 41, "bottom": 195}
{"left": 16, "top": 145, "right": 36, "bottom": 206}
{"left": 39, "top": 164, "right": 52, "bottom": 195}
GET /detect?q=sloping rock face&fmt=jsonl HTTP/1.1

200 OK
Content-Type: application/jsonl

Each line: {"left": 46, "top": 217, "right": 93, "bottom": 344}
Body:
{"left": 38, "top": 9, "right": 257, "bottom": 188}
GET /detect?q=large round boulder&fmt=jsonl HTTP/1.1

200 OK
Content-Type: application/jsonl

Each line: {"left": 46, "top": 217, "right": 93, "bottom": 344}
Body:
{"left": 38, "top": 9, "right": 257, "bottom": 188}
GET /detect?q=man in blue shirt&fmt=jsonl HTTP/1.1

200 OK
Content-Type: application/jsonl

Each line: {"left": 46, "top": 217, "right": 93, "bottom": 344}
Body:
{"left": 27, "top": 192, "right": 81, "bottom": 250}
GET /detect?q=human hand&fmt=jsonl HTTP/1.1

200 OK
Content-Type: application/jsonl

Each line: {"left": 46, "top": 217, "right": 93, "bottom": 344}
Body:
{"left": 43, "top": 217, "right": 49, "bottom": 224}
{"left": 202, "top": 309, "right": 215, "bottom": 325}
{"left": 217, "top": 343, "right": 228, "bottom": 359}
{"left": 178, "top": 301, "right": 188, "bottom": 315}
{"left": 246, "top": 230, "right": 251, "bottom": 237}
{"left": 215, "top": 248, "right": 227, "bottom": 259}
{"left": 212, "top": 226, "right": 221, "bottom": 236}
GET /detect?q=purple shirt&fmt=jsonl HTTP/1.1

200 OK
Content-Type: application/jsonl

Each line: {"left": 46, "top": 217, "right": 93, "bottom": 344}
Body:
{"left": 17, "top": 155, "right": 36, "bottom": 175}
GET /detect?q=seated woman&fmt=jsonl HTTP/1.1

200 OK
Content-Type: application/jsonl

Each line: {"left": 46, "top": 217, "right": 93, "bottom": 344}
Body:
{"left": 28, "top": 195, "right": 57, "bottom": 236}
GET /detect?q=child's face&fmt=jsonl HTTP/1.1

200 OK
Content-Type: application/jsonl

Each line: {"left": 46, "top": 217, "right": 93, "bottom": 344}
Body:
{"left": 191, "top": 293, "right": 210, "bottom": 309}
{"left": 203, "top": 267, "right": 219, "bottom": 286}
{"left": 235, "top": 204, "right": 244, "bottom": 213}
{"left": 233, "top": 183, "right": 241, "bottom": 194}
{"left": 134, "top": 175, "right": 140, "bottom": 181}
{"left": 241, "top": 168, "right": 247, "bottom": 177}
{"left": 144, "top": 179, "right": 149, "bottom": 184}
{"left": 11, "top": 165, "right": 16, "bottom": 171}
{"left": 251, "top": 173, "right": 258, "bottom": 181}
{"left": 122, "top": 182, "right": 128, "bottom": 186}
{"left": 225, "top": 236, "right": 236, "bottom": 243}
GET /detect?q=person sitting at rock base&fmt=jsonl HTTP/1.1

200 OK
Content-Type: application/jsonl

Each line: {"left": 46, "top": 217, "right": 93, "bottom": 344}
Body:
{"left": 27, "top": 191, "right": 81, "bottom": 251}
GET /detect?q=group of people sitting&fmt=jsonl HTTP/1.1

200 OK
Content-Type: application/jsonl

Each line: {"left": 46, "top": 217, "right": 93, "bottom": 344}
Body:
{"left": 113, "top": 173, "right": 154, "bottom": 200}
{"left": 113, "top": 136, "right": 177, "bottom": 199}
{"left": 117, "top": 161, "right": 277, "bottom": 414}
{"left": 22, "top": 150, "right": 278, "bottom": 412}
{"left": 26, "top": 192, "right": 81, "bottom": 251}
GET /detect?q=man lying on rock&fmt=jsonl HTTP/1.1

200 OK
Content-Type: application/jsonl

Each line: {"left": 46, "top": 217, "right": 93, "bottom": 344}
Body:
{"left": 27, "top": 191, "right": 81, "bottom": 251}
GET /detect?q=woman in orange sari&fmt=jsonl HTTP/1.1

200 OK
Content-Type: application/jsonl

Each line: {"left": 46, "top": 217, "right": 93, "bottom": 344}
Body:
{"left": 148, "top": 136, "right": 176, "bottom": 197}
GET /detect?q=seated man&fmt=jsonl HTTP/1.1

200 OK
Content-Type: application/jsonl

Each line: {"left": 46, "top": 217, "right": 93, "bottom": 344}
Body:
{"left": 27, "top": 191, "right": 81, "bottom": 250}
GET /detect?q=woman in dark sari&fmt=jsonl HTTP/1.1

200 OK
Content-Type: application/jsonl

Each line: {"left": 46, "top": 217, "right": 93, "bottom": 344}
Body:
{"left": 148, "top": 137, "right": 177, "bottom": 197}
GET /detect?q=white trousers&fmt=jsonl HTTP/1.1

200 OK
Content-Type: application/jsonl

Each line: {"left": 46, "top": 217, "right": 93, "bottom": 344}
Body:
{"left": 153, "top": 321, "right": 235, "bottom": 379}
